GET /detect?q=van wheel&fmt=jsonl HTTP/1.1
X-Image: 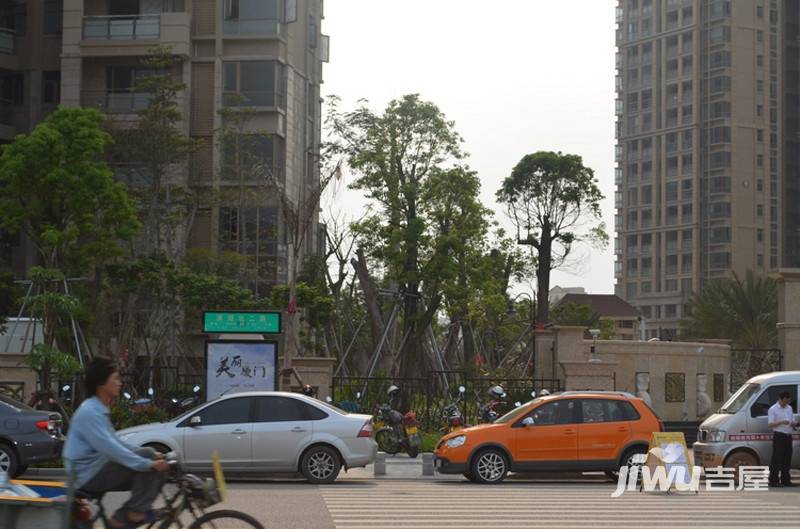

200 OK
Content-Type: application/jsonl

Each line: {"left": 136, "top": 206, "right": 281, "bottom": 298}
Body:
{"left": 724, "top": 451, "right": 758, "bottom": 482}
{"left": 470, "top": 449, "right": 508, "bottom": 484}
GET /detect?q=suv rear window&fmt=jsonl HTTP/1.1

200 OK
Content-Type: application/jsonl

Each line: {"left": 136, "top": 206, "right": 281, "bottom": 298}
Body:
{"left": 580, "top": 399, "right": 640, "bottom": 423}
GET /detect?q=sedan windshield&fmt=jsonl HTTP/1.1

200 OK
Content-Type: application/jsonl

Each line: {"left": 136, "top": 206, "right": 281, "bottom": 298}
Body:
{"left": 719, "top": 383, "right": 761, "bottom": 414}
{"left": 494, "top": 399, "right": 542, "bottom": 424}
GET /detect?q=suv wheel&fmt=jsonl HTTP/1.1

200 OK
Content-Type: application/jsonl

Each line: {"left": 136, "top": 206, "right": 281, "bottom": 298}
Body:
{"left": 471, "top": 449, "right": 508, "bottom": 484}
{"left": 301, "top": 446, "right": 342, "bottom": 485}
{"left": 606, "top": 446, "right": 649, "bottom": 482}
{"left": 0, "top": 442, "right": 20, "bottom": 477}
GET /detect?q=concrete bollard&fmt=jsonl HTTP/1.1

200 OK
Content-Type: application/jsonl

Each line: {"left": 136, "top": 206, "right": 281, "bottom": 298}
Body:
{"left": 374, "top": 452, "right": 387, "bottom": 476}
{"left": 422, "top": 453, "right": 434, "bottom": 476}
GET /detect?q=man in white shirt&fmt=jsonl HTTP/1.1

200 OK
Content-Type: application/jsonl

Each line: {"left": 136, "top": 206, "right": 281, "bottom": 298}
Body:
{"left": 767, "top": 391, "right": 798, "bottom": 487}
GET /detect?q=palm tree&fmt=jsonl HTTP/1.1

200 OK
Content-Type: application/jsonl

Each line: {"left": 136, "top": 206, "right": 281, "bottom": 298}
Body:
{"left": 681, "top": 270, "right": 777, "bottom": 378}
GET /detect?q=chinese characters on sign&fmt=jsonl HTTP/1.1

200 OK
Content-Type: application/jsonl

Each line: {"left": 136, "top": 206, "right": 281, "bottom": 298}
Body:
{"left": 206, "top": 341, "right": 277, "bottom": 399}
{"left": 203, "top": 311, "right": 281, "bottom": 334}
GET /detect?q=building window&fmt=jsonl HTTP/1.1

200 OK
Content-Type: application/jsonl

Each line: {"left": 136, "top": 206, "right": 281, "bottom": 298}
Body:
{"left": 710, "top": 175, "right": 731, "bottom": 193}
{"left": 710, "top": 202, "right": 731, "bottom": 219}
{"left": 666, "top": 373, "right": 686, "bottom": 402}
{"left": 666, "top": 181, "right": 679, "bottom": 202}
{"left": 682, "top": 253, "right": 692, "bottom": 273}
{"left": 708, "top": 26, "right": 731, "bottom": 44}
{"left": 710, "top": 227, "right": 731, "bottom": 244}
{"left": 223, "top": 61, "right": 284, "bottom": 107}
{"left": 709, "top": 151, "right": 731, "bottom": 169}
{"left": 0, "top": 2, "right": 26, "bottom": 36}
{"left": 218, "top": 206, "right": 284, "bottom": 292}
{"left": 710, "top": 252, "right": 731, "bottom": 269}
{"left": 666, "top": 279, "right": 678, "bottom": 291}
{"left": 1, "top": 73, "right": 25, "bottom": 105}
{"left": 627, "top": 283, "right": 637, "bottom": 299}
{"left": 667, "top": 157, "right": 679, "bottom": 177}
{"left": 224, "top": 0, "right": 281, "bottom": 35}
{"left": 42, "top": 71, "right": 60, "bottom": 105}
{"left": 710, "top": 126, "right": 731, "bottom": 144}
{"left": 681, "top": 179, "right": 692, "bottom": 200}
{"left": 709, "top": 76, "right": 731, "bottom": 93}
{"left": 757, "top": 229, "right": 764, "bottom": 242}
{"left": 709, "top": 101, "right": 731, "bottom": 119}
{"left": 43, "top": 0, "right": 62, "bottom": 34}
{"left": 709, "top": 0, "right": 731, "bottom": 19}
{"left": 682, "top": 204, "right": 692, "bottom": 223}
{"left": 220, "top": 134, "right": 285, "bottom": 182}
{"left": 641, "top": 185, "right": 652, "bottom": 205}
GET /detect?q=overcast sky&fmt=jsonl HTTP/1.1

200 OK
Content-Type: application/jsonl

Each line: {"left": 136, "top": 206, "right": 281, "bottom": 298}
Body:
{"left": 321, "top": 0, "right": 617, "bottom": 295}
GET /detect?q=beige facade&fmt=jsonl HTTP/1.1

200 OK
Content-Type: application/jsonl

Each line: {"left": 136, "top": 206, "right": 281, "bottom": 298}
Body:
{"left": 614, "top": 0, "right": 797, "bottom": 338}
{"left": 538, "top": 326, "right": 731, "bottom": 421}
{"left": 3, "top": 1, "right": 328, "bottom": 295}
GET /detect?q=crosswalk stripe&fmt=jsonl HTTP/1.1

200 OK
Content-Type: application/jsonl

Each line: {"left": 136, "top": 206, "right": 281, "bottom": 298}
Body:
{"left": 322, "top": 480, "right": 800, "bottom": 529}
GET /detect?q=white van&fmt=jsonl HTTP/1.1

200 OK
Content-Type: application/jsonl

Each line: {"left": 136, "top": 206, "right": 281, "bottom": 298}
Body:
{"left": 693, "top": 371, "right": 800, "bottom": 470}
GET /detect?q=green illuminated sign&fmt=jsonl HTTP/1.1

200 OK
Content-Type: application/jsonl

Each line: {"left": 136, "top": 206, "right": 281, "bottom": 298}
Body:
{"left": 203, "top": 311, "right": 281, "bottom": 334}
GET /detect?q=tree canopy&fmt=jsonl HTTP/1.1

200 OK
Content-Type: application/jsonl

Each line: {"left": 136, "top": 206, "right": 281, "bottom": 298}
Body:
{"left": 497, "top": 151, "right": 606, "bottom": 324}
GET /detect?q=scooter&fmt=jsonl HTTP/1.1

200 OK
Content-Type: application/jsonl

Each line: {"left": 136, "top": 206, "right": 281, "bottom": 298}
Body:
{"left": 478, "top": 384, "right": 507, "bottom": 423}
{"left": 440, "top": 385, "right": 467, "bottom": 435}
{"left": 374, "top": 385, "right": 422, "bottom": 458}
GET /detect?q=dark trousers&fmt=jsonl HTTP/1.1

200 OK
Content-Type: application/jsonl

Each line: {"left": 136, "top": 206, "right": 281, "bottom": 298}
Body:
{"left": 80, "top": 447, "right": 165, "bottom": 522}
{"left": 769, "top": 432, "right": 793, "bottom": 485}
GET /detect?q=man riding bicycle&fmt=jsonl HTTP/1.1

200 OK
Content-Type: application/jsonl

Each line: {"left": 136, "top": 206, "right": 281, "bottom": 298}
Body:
{"left": 64, "top": 358, "right": 170, "bottom": 528}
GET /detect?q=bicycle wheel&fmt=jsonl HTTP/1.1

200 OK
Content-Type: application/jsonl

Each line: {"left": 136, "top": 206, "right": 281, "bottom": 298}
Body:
{"left": 188, "top": 509, "right": 264, "bottom": 529}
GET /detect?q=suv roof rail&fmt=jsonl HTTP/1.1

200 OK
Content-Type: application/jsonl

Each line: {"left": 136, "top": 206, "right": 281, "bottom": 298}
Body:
{"left": 555, "top": 390, "right": 637, "bottom": 398}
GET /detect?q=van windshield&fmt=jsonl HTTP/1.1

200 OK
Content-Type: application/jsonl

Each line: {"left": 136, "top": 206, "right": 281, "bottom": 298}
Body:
{"left": 719, "top": 383, "right": 761, "bottom": 414}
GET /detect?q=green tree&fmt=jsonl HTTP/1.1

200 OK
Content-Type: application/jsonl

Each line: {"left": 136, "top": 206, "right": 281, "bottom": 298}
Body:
{"left": 0, "top": 107, "right": 140, "bottom": 272}
{"left": 551, "top": 302, "right": 600, "bottom": 327}
{"left": 331, "top": 94, "right": 491, "bottom": 378}
{"left": 497, "top": 151, "right": 606, "bottom": 325}
{"left": 681, "top": 270, "right": 777, "bottom": 350}
{"left": 110, "top": 45, "right": 197, "bottom": 256}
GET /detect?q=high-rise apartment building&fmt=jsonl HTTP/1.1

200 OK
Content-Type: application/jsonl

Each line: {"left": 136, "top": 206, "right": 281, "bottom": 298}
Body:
{"left": 2, "top": 0, "right": 328, "bottom": 297}
{"left": 614, "top": 0, "right": 798, "bottom": 339}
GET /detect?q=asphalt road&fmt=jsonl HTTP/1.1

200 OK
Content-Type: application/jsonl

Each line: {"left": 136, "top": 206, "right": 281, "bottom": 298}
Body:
{"left": 98, "top": 473, "right": 800, "bottom": 529}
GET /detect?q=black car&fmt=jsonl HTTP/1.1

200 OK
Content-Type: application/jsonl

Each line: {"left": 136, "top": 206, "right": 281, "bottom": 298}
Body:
{"left": 0, "top": 393, "right": 64, "bottom": 477}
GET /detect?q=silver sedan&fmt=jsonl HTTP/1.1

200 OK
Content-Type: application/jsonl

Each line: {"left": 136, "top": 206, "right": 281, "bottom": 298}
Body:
{"left": 117, "top": 391, "right": 377, "bottom": 484}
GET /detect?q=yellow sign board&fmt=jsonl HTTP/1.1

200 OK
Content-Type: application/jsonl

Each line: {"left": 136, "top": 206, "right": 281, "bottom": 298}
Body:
{"left": 644, "top": 431, "right": 694, "bottom": 491}
{"left": 211, "top": 450, "right": 227, "bottom": 502}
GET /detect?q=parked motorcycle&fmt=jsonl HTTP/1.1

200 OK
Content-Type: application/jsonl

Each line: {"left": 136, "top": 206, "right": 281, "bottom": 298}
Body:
{"left": 439, "top": 385, "right": 467, "bottom": 435}
{"left": 374, "top": 385, "right": 422, "bottom": 458}
{"left": 478, "top": 384, "right": 507, "bottom": 423}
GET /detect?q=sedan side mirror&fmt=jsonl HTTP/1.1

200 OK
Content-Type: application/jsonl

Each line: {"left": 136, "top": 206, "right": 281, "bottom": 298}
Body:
{"left": 190, "top": 415, "right": 202, "bottom": 427}
{"left": 521, "top": 417, "right": 535, "bottom": 427}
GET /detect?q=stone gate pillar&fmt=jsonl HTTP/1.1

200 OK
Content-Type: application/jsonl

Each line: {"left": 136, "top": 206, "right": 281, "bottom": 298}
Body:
{"left": 774, "top": 269, "right": 800, "bottom": 371}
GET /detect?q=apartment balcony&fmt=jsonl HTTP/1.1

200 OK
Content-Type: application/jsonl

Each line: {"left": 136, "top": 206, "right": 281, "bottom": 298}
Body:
{"left": 80, "top": 13, "right": 190, "bottom": 57}
{"left": 81, "top": 90, "right": 152, "bottom": 115}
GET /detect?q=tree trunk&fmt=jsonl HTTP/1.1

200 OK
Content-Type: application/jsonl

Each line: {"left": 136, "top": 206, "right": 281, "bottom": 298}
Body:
{"left": 284, "top": 242, "right": 301, "bottom": 371}
{"left": 351, "top": 248, "right": 385, "bottom": 352}
{"left": 537, "top": 231, "right": 553, "bottom": 325}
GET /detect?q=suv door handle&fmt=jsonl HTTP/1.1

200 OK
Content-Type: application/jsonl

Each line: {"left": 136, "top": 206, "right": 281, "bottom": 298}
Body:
{"left": 617, "top": 427, "right": 628, "bottom": 432}
{"left": 291, "top": 427, "right": 307, "bottom": 433}
{"left": 231, "top": 429, "right": 247, "bottom": 435}
{"left": 563, "top": 429, "right": 576, "bottom": 435}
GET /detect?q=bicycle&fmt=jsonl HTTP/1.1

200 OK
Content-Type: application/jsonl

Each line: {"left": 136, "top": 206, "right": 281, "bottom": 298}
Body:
{"left": 71, "top": 454, "right": 264, "bottom": 529}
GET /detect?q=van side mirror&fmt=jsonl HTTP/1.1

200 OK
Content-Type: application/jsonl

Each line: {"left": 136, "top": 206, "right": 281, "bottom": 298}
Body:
{"left": 190, "top": 415, "right": 202, "bottom": 427}
{"left": 521, "top": 417, "right": 535, "bottom": 427}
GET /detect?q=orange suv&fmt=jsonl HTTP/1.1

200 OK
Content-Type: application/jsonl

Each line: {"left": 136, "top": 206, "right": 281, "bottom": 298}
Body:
{"left": 434, "top": 391, "right": 663, "bottom": 484}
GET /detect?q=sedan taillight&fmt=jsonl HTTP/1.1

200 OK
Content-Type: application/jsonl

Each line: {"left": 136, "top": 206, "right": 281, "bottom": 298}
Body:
{"left": 357, "top": 420, "right": 373, "bottom": 438}
{"left": 36, "top": 419, "right": 55, "bottom": 432}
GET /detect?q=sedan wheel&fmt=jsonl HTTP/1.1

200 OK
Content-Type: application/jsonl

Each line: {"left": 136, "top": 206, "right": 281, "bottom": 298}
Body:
{"left": 0, "top": 443, "right": 20, "bottom": 477}
{"left": 301, "top": 446, "right": 342, "bottom": 485}
{"left": 471, "top": 449, "right": 508, "bottom": 484}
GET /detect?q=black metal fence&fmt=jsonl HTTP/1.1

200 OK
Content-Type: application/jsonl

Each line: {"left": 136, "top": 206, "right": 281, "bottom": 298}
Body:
{"left": 730, "top": 349, "right": 782, "bottom": 391}
{"left": 332, "top": 372, "right": 562, "bottom": 432}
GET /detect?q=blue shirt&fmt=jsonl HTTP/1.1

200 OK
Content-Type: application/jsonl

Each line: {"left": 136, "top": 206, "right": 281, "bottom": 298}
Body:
{"left": 63, "top": 396, "right": 152, "bottom": 487}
